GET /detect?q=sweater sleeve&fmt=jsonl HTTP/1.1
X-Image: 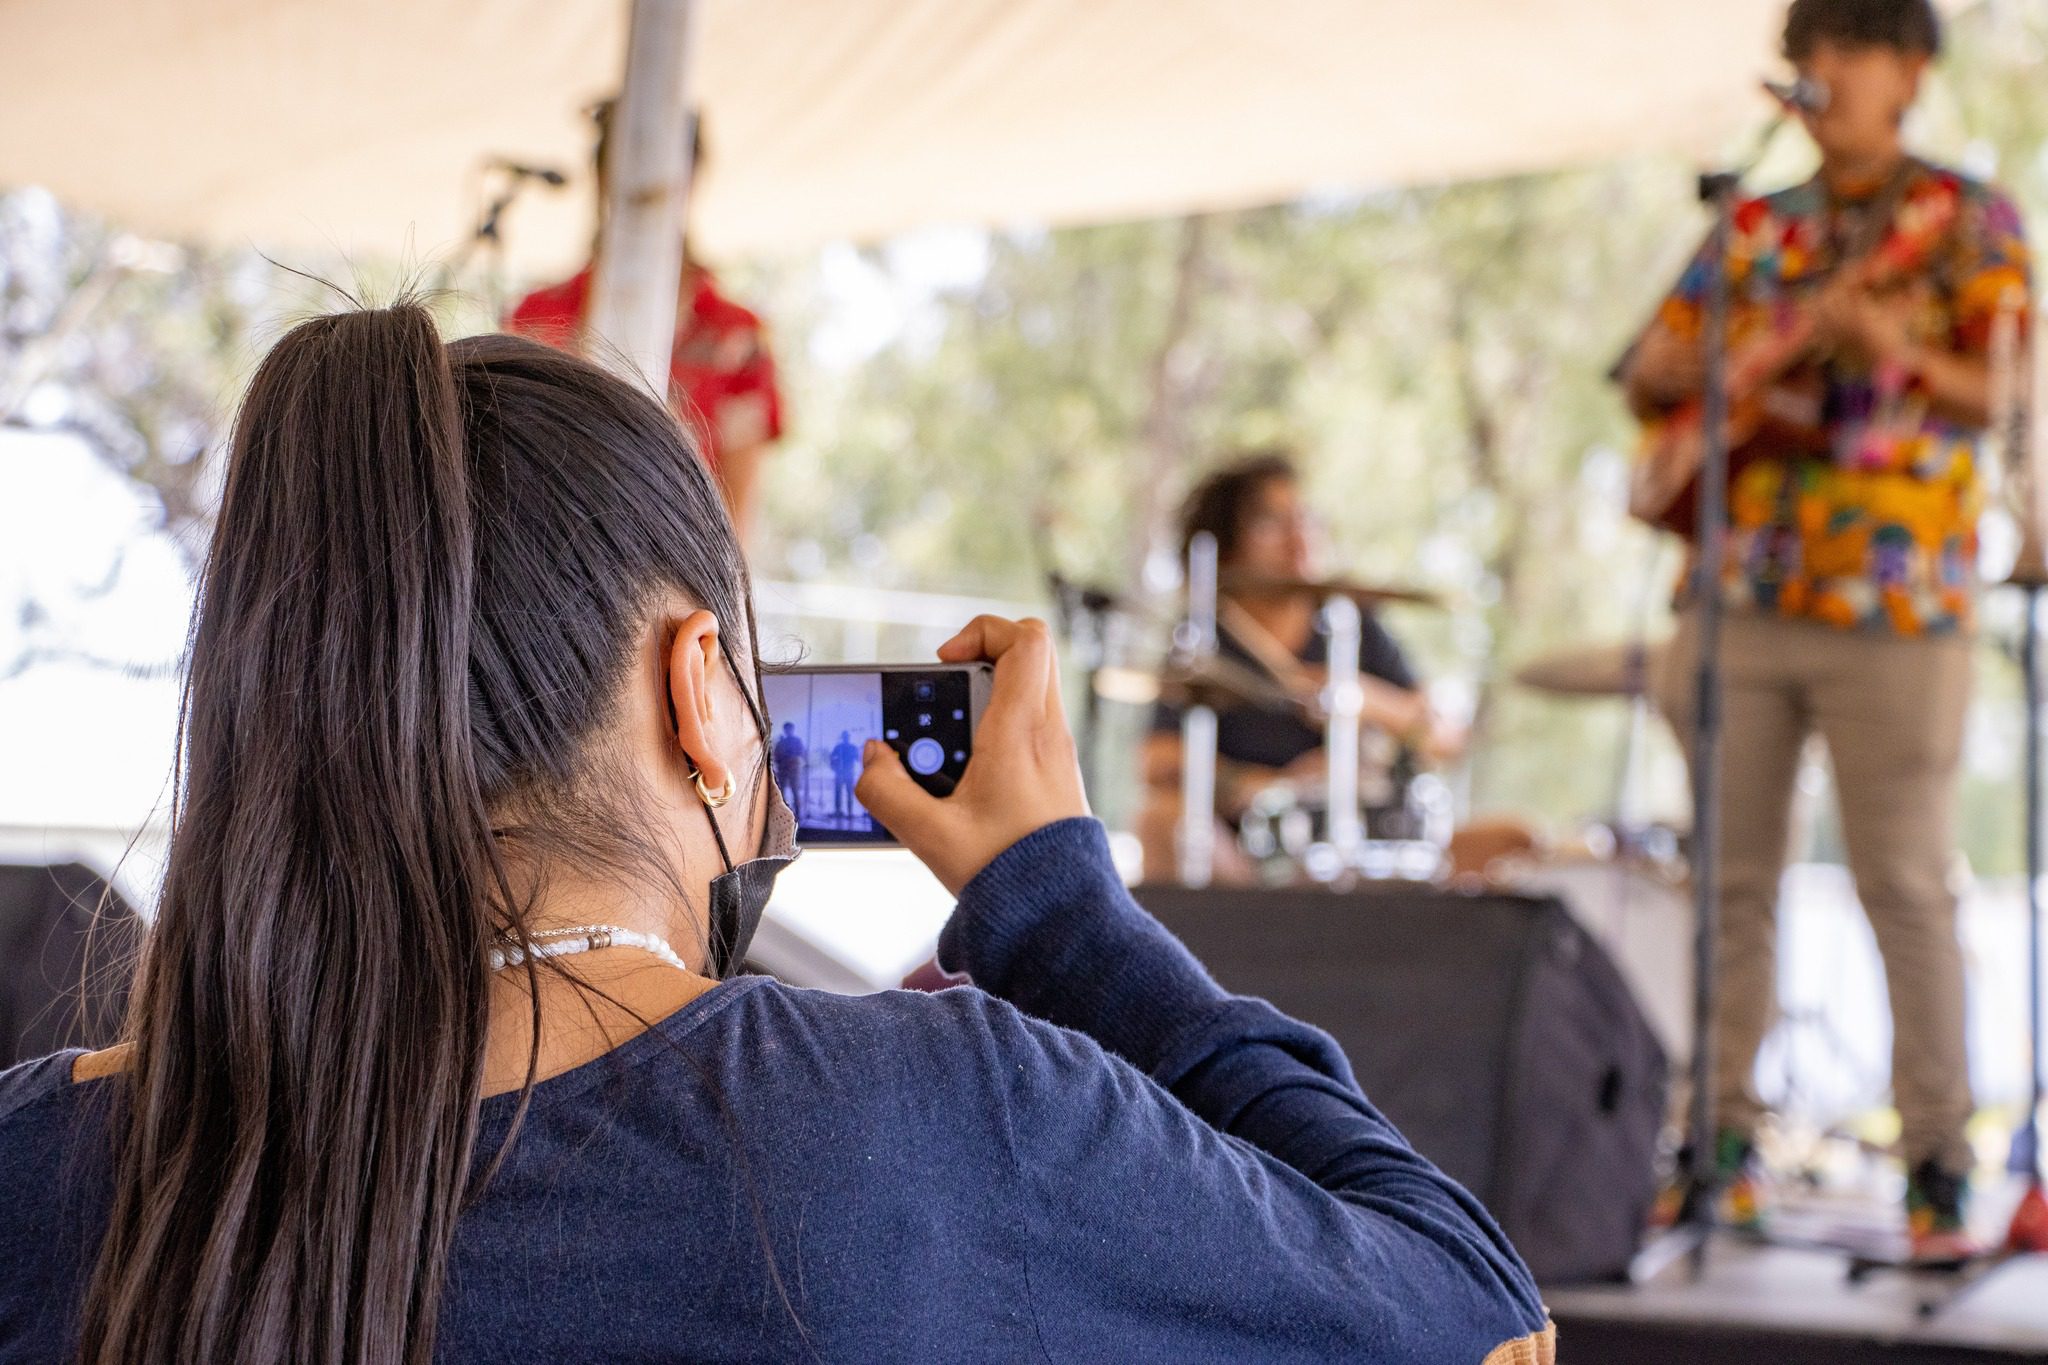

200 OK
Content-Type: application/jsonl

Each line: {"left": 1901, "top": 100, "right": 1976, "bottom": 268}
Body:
{"left": 935, "top": 818, "right": 1551, "bottom": 1364}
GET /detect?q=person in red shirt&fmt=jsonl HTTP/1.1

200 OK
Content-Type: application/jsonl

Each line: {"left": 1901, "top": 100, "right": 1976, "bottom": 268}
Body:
{"left": 508, "top": 108, "right": 783, "bottom": 537}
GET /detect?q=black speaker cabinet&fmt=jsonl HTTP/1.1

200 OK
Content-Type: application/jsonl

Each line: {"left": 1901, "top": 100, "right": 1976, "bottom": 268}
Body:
{"left": 1133, "top": 883, "right": 1666, "bottom": 1283}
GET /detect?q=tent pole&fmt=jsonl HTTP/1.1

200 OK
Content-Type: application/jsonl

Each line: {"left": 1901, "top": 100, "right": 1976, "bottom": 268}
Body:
{"left": 587, "top": 0, "right": 699, "bottom": 393}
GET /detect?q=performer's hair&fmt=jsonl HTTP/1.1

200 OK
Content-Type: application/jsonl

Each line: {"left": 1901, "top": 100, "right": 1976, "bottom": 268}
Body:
{"left": 1179, "top": 450, "right": 1300, "bottom": 562}
{"left": 1783, "top": 0, "right": 1941, "bottom": 61}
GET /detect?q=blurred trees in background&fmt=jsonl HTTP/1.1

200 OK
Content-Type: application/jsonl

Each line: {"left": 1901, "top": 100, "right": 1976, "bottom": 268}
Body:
{"left": 0, "top": 193, "right": 259, "bottom": 682}
{"left": 0, "top": 196, "right": 288, "bottom": 550}
{"left": 6, "top": 0, "right": 2048, "bottom": 859}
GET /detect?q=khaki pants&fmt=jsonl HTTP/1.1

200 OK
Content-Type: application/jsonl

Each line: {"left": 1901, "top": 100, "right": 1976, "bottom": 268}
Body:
{"left": 1656, "top": 609, "right": 1975, "bottom": 1171}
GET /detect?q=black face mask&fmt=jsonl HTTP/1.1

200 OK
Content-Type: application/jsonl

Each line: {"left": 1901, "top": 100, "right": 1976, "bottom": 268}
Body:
{"left": 698, "top": 658, "right": 799, "bottom": 979}
{"left": 702, "top": 776, "right": 798, "bottom": 978}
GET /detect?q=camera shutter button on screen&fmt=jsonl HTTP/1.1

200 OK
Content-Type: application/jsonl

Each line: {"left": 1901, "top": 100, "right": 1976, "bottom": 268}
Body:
{"left": 907, "top": 737, "right": 946, "bottom": 776}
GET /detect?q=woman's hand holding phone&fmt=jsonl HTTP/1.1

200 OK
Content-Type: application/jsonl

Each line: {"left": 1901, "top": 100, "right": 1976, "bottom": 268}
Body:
{"left": 855, "top": 617, "right": 1090, "bottom": 896}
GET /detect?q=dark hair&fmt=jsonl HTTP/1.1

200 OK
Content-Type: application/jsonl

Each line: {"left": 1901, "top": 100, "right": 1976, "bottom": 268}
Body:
{"left": 78, "top": 305, "right": 761, "bottom": 1364}
{"left": 1783, "top": 0, "right": 1940, "bottom": 61}
{"left": 1179, "top": 450, "right": 1300, "bottom": 563}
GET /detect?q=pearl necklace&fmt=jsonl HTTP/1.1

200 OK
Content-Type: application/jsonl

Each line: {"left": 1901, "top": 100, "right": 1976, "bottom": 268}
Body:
{"left": 488, "top": 923, "right": 693, "bottom": 975}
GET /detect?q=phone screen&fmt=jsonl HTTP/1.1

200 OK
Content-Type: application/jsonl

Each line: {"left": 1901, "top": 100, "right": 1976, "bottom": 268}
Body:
{"left": 762, "top": 668, "right": 977, "bottom": 844}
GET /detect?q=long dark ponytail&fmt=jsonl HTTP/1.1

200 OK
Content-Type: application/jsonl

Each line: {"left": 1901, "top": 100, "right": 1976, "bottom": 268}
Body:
{"left": 78, "top": 304, "right": 758, "bottom": 1363}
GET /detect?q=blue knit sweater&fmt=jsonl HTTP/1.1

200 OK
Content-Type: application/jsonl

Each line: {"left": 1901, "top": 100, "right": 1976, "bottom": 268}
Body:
{"left": 0, "top": 818, "right": 1549, "bottom": 1362}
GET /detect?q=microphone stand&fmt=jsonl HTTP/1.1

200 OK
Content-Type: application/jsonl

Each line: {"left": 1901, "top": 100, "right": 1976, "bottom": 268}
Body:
{"left": 443, "top": 161, "right": 568, "bottom": 318}
{"left": 1633, "top": 108, "right": 1788, "bottom": 1286}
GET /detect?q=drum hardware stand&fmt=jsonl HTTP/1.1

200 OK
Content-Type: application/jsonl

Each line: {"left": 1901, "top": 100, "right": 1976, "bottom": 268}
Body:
{"left": 1176, "top": 532, "right": 1221, "bottom": 888}
{"left": 1316, "top": 594, "right": 1366, "bottom": 885}
{"left": 1631, "top": 104, "right": 1791, "bottom": 1286}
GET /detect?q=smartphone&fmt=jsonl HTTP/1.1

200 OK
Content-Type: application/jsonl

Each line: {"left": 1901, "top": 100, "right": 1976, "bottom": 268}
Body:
{"left": 761, "top": 663, "right": 994, "bottom": 846}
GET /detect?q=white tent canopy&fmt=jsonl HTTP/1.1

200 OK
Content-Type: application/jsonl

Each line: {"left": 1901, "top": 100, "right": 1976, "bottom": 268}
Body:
{"left": 1, "top": 0, "right": 1798, "bottom": 273}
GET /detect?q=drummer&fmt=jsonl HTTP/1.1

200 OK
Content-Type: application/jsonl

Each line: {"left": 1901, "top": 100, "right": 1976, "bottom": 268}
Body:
{"left": 1136, "top": 452, "right": 1462, "bottom": 883}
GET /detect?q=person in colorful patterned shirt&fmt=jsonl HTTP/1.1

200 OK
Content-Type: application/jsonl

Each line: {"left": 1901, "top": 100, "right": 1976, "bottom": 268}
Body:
{"left": 1622, "top": 0, "right": 2029, "bottom": 1262}
{"left": 508, "top": 107, "right": 783, "bottom": 540}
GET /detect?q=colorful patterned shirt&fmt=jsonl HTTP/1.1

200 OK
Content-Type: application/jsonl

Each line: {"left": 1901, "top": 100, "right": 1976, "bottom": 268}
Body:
{"left": 1646, "top": 159, "right": 2029, "bottom": 635}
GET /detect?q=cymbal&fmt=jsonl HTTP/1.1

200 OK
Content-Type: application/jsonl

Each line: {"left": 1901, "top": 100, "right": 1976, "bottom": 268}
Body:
{"left": 1513, "top": 640, "right": 1662, "bottom": 699}
{"left": 1093, "top": 654, "right": 1304, "bottom": 714}
{"left": 1218, "top": 571, "right": 1441, "bottom": 609}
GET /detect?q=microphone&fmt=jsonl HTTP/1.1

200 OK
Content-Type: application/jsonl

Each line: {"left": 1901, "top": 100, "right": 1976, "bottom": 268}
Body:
{"left": 489, "top": 159, "right": 569, "bottom": 187}
{"left": 1762, "top": 76, "right": 1830, "bottom": 114}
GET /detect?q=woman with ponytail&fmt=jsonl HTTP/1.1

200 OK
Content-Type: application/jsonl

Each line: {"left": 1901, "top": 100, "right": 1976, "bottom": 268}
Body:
{"left": 0, "top": 304, "right": 1551, "bottom": 1364}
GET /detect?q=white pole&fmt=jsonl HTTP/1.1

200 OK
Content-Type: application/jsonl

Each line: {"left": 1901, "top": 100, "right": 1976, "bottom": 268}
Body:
{"left": 1178, "top": 706, "right": 1218, "bottom": 888}
{"left": 1322, "top": 594, "right": 1365, "bottom": 877}
{"left": 1177, "top": 532, "right": 1221, "bottom": 888}
{"left": 587, "top": 0, "right": 699, "bottom": 393}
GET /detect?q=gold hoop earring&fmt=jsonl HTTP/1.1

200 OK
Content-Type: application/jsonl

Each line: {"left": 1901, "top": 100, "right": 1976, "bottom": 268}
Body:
{"left": 693, "top": 767, "right": 735, "bottom": 809}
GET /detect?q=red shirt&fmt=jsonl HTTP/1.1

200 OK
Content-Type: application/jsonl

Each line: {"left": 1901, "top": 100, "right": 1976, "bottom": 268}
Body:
{"left": 506, "top": 265, "right": 783, "bottom": 469}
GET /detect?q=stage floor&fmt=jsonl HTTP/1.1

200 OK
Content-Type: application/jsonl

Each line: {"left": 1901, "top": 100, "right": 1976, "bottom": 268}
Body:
{"left": 1547, "top": 1232, "right": 2048, "bottom": 1363}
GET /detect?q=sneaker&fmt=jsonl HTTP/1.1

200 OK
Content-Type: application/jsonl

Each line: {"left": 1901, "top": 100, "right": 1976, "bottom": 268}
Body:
{"left": 1905, "top": 1158, "right": 1982, "bottom": 1265}
{"left": 1650, "top": 1130, "right": 1768, "bottom": 1231}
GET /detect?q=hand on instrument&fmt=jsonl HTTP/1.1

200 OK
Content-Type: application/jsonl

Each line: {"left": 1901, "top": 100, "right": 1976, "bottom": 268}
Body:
{"left": 1625, "top": 323, "right": 1706, "bottom": 409}
{"left": 1414, "top": 712, "right": 1469, "bottom": 765}
{"left": 1262, "top": 748, "right": 1329, "bottom": 801}
{"left": 1845, "top": 289, "right": 1920, "bottom": 368}
{"left": 856, "top": 616, "right": 1091, "bottom": 896}
{"left": 1356, "top": 678, "right": 1466, "bottom": 764}
{"left": 1811, "top": 277, "right": 1916, "bottom": 366}
{"left": 1809, "top": 274, "right": 1872, "bottom": 357}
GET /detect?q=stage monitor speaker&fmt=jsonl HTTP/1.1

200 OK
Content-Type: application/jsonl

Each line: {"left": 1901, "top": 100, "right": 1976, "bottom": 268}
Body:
{"left": 1133, "top": 882, "right": 1666, "bottom": 1284}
